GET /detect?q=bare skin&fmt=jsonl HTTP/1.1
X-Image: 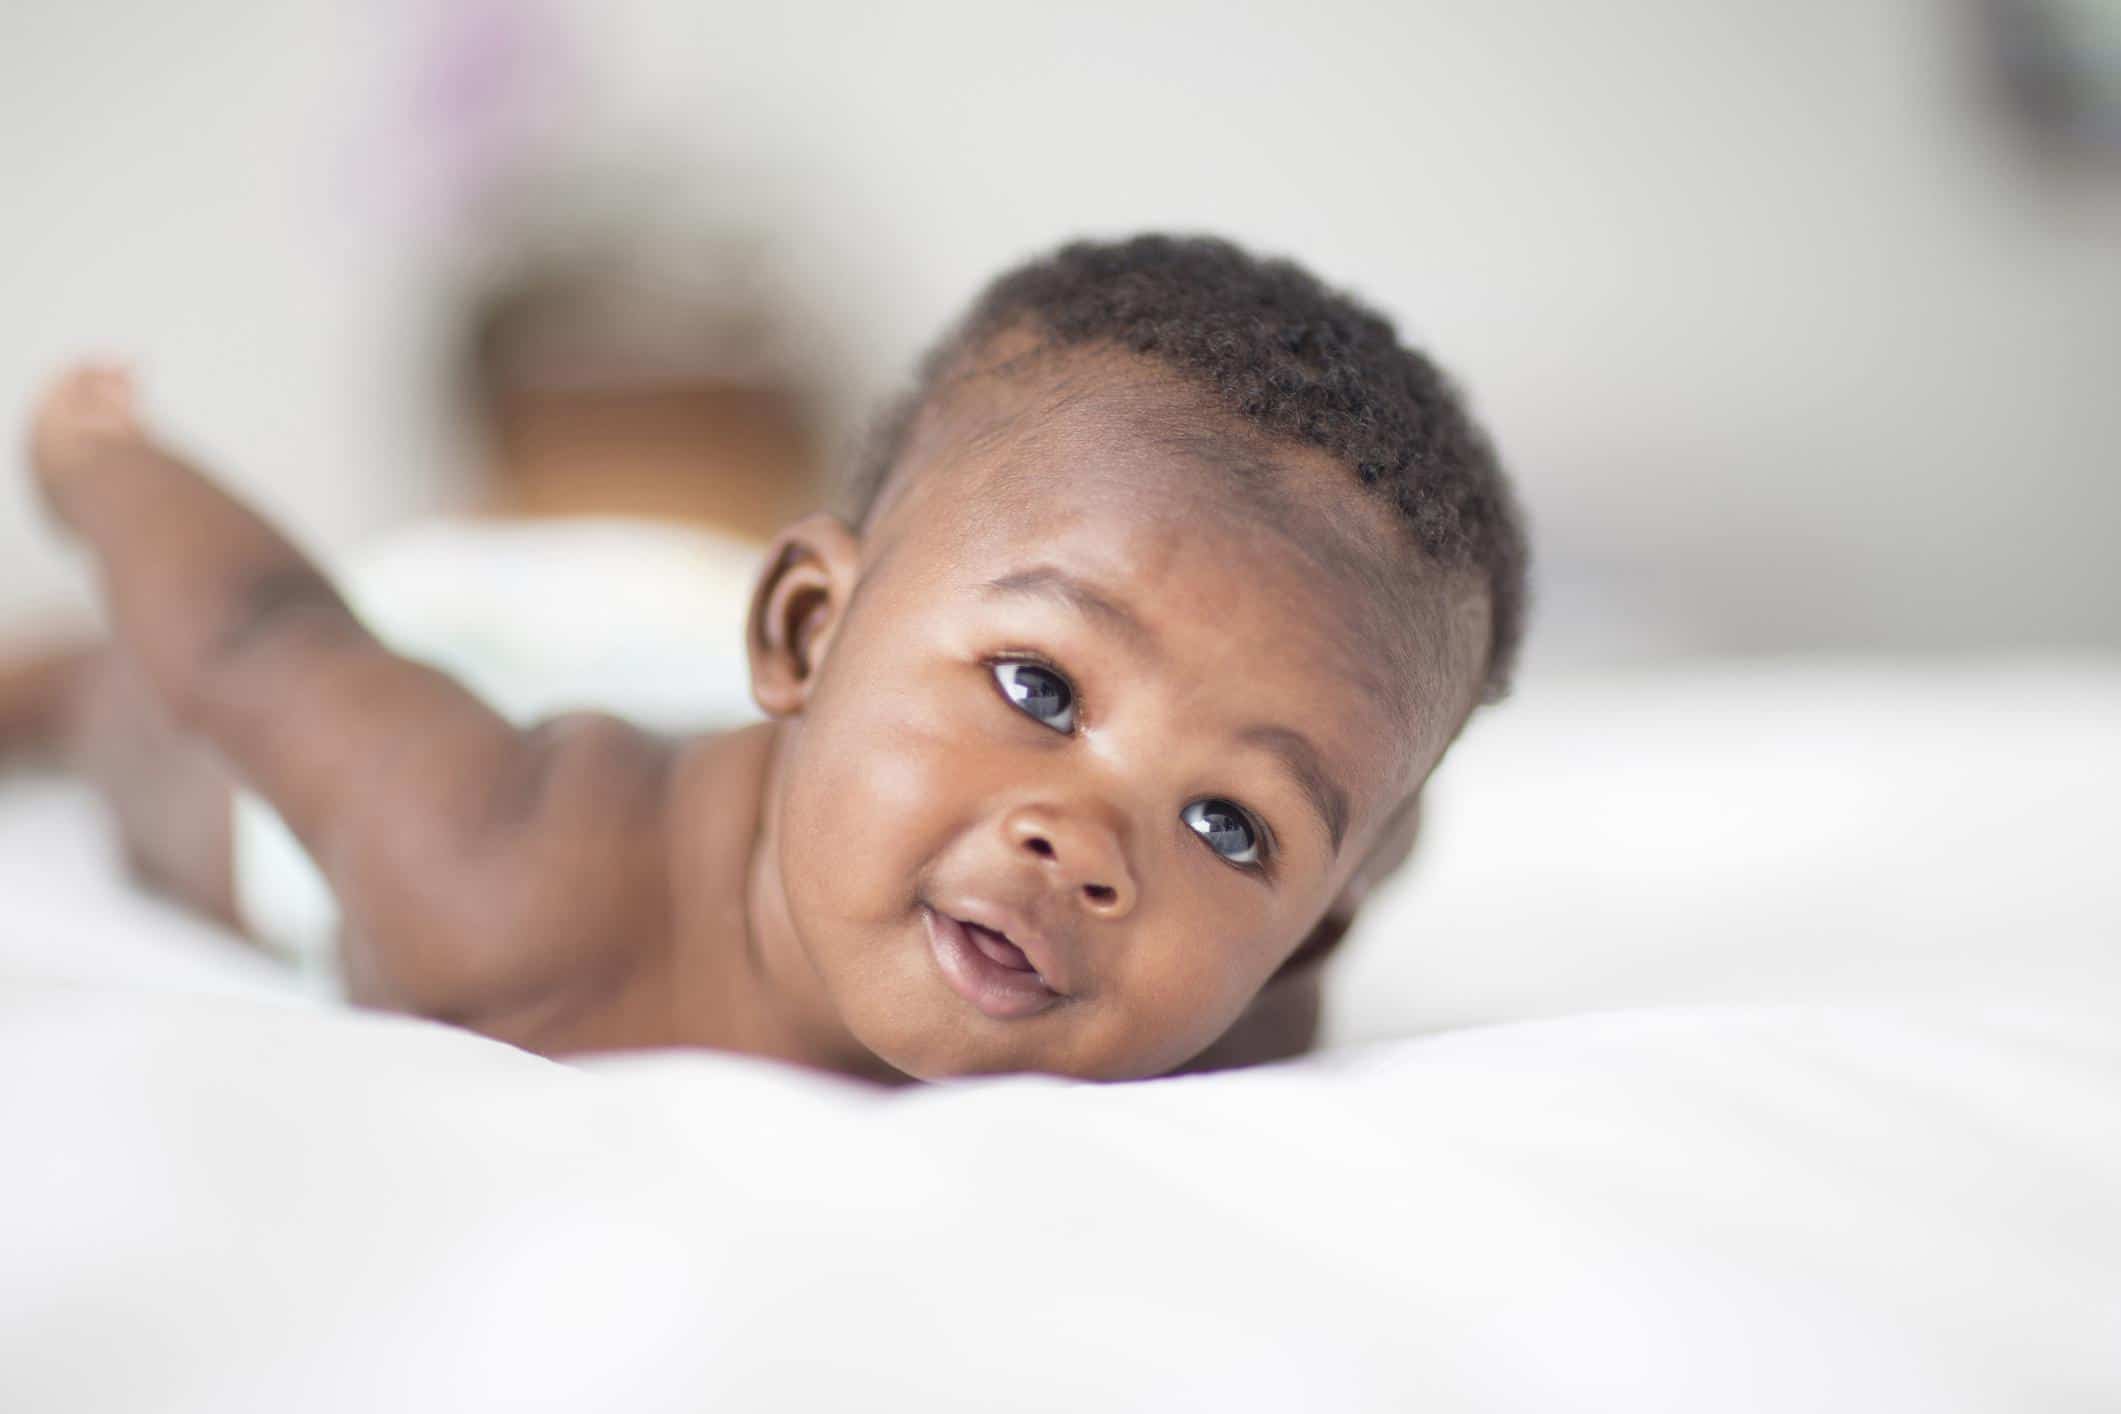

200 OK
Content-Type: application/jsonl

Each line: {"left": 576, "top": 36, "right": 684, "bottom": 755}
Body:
{"left": 18, "top": 359, "right": 1468, "bottom": 1082}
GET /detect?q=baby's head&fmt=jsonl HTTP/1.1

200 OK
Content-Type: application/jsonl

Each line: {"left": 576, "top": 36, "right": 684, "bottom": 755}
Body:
{"left": 744, "top": 235, "right": 1526, "bottom": 1080}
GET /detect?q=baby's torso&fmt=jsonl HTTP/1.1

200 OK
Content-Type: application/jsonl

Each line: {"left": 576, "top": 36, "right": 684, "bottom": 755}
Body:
{"left": 338, "top": 720, "right": 777, "bottom": 1063}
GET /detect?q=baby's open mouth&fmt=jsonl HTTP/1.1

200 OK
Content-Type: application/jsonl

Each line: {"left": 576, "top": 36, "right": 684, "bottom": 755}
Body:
{"left": 962, "top": 919, "right": 1037, "bottom": 973}
{"left": 921, "top": 905, "right": 1064, "bottom": 1021}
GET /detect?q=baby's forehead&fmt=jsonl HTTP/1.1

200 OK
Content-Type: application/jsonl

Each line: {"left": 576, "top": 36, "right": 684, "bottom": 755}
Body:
{"left": 912, "top": 349, "right": 1393, "bottom": 557}
{"left": 880, "top": 355, "right": 1486, "bottom": 780}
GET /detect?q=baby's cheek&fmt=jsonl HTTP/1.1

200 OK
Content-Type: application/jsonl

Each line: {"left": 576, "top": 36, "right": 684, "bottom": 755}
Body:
{"left": 789, "top": 686, "right": 977, "bottom": 922}
{"left": 1106, "top": 919, "right": 1282, "bottom": 1065}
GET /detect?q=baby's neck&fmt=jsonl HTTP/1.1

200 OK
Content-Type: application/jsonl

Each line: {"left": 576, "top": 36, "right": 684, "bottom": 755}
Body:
{"left": 666, "top": 723, "right": 908, "bottom": 1084}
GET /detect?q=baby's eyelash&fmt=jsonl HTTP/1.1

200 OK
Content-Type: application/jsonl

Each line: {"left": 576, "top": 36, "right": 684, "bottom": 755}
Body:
{"left": 989, "top": 648, "right": 1066, "bottom": 674}
{"left": 985, "top": 650, "right": 1085, "bottom": 732}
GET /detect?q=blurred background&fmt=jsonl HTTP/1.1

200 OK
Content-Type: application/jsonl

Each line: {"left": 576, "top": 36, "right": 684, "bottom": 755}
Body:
{"left": 2, "top": 0, "right": 2116, "bottom": 670}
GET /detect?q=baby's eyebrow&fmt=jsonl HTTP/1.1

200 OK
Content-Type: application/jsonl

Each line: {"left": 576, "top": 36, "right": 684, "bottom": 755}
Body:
{"left": 1241, "top": 725, "right": 1350, "bottom": 854}
{"left": 982, "top": 566, "right": 1158, "bottom": 655}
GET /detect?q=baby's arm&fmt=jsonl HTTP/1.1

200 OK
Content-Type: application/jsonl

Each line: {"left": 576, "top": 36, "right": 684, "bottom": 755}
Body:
{"left": 29, "top": 368, "right": 671, "bottom": 1018}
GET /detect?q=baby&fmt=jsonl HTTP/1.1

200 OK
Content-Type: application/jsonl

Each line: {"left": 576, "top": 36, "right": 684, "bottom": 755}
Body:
{"left": 14, "top": 236, "right": 1527, "bottom": 1082}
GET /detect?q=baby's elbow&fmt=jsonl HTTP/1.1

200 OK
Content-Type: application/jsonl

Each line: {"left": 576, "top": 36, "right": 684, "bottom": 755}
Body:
{"left": 339, "top": 720, "right": 671, "bottom": 1027}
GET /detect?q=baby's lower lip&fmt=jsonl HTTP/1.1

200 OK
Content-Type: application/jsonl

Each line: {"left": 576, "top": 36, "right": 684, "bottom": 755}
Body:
{"left": 922, "top": 907, "right": 1062, "bottom": 1021}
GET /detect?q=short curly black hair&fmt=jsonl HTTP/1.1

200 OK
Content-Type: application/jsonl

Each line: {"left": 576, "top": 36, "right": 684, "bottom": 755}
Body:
{"left": 849, "top": 234, "right": 1529, "bottom": 702}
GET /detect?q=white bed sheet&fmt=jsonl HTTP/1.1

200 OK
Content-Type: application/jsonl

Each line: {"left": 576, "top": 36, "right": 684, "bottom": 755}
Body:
{"left": 2, "top": 660, "right": 2117, "bottom": 1412}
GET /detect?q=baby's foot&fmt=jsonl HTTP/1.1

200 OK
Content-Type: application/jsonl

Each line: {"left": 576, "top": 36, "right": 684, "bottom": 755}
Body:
{"left": 0, "top": 643, "right": 92, "bottom": 757}
{"left": 28, "top": 363, "right": 145, "bottom": 489}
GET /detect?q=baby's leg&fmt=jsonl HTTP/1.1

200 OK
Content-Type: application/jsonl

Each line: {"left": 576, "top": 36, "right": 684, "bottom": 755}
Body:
{"left": 25, "top": 365, "right": 668, "bottom": 1020}
{"left": 0, "top": 646, "right": 86, "bottom": 751}
{"left": 1, "top": 641, "right": 240, "bottom": 929}
{"left": 65, "top": 646, "right": 242, "bottom": 928}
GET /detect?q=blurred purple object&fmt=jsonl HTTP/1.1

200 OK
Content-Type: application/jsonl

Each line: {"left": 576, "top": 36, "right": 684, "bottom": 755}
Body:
{"left": 343, "top": 0, "right": 585, "bottom": 239}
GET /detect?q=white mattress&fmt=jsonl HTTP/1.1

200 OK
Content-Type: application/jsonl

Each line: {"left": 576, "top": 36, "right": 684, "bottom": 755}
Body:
{"left": 2, "top": 659, "right": 2117, "bottom": 1412}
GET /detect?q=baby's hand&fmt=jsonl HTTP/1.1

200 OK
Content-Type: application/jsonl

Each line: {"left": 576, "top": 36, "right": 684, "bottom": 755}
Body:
{"left": 27, "top": 363, "right": 144, "bottom": 511}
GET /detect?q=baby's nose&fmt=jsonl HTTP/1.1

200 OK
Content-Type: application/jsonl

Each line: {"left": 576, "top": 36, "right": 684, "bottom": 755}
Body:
{"left": 1003, "top": 804, "right": 1137, "bottom": 919}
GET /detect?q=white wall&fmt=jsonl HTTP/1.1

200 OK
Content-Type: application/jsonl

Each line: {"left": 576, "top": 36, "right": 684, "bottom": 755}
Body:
{"left": 4, "top": 0, "right": 2116, "bottom": 660}
{"left": 0, "top": 2, "right": 445, "bottom": 630}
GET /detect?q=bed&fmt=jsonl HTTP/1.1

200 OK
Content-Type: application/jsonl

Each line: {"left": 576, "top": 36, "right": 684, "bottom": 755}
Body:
{"left": 3, "top": 659, "right": 2117, "bottom": 1412}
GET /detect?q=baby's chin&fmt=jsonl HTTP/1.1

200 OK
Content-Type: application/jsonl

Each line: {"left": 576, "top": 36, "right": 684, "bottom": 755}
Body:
{"left": 838, "top": 993, "right": 1201, "bottom": 1084}
{"left": 845, "top": 1013, "right": 1105, "bottom": 1082}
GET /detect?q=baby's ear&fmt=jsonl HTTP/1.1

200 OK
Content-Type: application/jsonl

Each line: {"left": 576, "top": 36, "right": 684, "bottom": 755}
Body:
{"left": 747, "top": 512, "right": 862, "bottom": 717}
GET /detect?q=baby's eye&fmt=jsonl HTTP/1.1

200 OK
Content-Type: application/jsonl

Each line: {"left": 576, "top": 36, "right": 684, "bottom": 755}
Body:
{"left": 1182, "top": 798, "right": 1263, "bottom": 867}
{"left": 992, "top": 661, "right": 1076, "bottom": 733}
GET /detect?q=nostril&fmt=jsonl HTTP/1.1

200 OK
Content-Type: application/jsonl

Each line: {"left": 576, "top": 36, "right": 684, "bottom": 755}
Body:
{"left": 1083, "top": 883, "right": 1117, "bottom": 907}
{"left": 1024, "top": 835, "right": 1056, "bottom": 860}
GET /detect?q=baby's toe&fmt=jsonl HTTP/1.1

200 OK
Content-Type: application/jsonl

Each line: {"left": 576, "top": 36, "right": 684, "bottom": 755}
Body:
{"left": 29, "top": 362, "right": 143, "bottom": 471}
{"left": 52, "top": 362, "right": 138, "bottom": 427}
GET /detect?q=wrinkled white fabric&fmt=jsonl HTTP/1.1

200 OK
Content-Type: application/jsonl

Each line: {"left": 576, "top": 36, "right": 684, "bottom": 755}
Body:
{"left": 2, "top": 659, "right": 2116, "bottom": 1412}
{"left": 0, "top": 986, "right": 2114, "bottom": 1413}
